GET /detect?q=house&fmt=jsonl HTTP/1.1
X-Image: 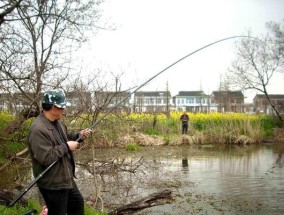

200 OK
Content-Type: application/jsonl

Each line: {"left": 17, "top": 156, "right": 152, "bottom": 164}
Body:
{"left": 0, "top": 92, "right": 40, "bottom": 113}
{"left": 173, "top": 91, "right": 213, "bottom": 112}
{"left": 211, "top": 91, "right": 244, "bottom": 113}
{"left": 66, "top": 91, "right": 92, "bottom": 113}
{"left": 253, "top": 94, "right": 284, "bottom": 114}
{"left": 0, "top": 91, "right": 93, "bottom": 114}
{"left": 133, "top": 91, "right": 171, "bottom": 113}
{"left": 94, "top": 91, "right": 131, "bottom": 113}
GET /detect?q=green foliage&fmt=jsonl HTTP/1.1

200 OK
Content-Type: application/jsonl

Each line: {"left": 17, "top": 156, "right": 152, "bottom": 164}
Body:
{"left": 0, "top": 110, "right": 34, "bottom": 143}
{"left": 3, "top": 141, "right": 25, "bottom": 153}
{"left": 19, "top": 118, "right": 34, "bottom": 139}
{"left": 0, "top": 200, "right": 106, "bottom": 215}
{"left": 0, "top": 141, "right": 26, "bottom": 165}
{"left": 0, "top": 199, "right": 41, "bottom": 215}
{"left": 193, "top": 120, "right": 205, "bottom": 131}
{"left": 260, "top": 115, "right": 279, "bottom": 137}
{"left": 85, "top": 205, "right": 107, "bottom": 215}
{"left": 160, "top": 117, "right": 179, "bottom": 134}
{"left": 126, "top": 143, "right": 140, "bottom": 151}
{"left": 0, "top": 111, "right": 14, "bottom": 130}
{"left": 143, "top": 128, "right": 161, "bottom": 135}
{"left": 163, "top": 136, "right": 170, "bottom": 145}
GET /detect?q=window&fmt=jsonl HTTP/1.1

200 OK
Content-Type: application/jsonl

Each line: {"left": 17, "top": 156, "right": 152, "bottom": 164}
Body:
{"left": 186, "top": 98, "right": 194, "bottom": 104}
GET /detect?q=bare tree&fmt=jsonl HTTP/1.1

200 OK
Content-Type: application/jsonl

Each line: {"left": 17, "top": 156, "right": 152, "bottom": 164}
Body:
{"left": 266, "top": 20, "right": 284, "bottom": 66}
{"left": 0, "top": 0, "right": 104, "bottom": 133}
{"left": 226, "top": 33, "right": 283, "bottom": 123}
{"left": 0, "top": 0, "right": 103, "bottom": 110}
{"left": 0, "top": 0, "right": 23, "bottom": 25}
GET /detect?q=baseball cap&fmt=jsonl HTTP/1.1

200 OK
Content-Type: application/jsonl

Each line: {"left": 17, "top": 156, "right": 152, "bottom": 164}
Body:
{"left": 42, "top": 88, "right": 71, "bottom": 108}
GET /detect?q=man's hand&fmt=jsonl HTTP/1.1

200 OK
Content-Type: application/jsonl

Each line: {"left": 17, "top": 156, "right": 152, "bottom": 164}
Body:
{"left": 67, "top": 141, "right": 79, "bottom": 151}
{"left": 79, "top": 128, "right": 92, "bottom": 139}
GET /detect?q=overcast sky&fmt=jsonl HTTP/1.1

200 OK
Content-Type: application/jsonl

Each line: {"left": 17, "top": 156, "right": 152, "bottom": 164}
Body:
{"left": 77, "top": 0, "right": 284, "bottom": 103}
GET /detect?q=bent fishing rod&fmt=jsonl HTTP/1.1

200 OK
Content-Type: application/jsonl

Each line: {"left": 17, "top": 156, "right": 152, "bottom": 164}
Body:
{"left": 9, "top": 35, "right": 254, "bottom": 207}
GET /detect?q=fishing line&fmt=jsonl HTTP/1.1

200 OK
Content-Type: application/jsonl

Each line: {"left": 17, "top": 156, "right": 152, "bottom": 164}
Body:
{"left": 87, "top": 35, "right": 255, "bottom": 130}
{"left": 9, "top": 35, "right": 255, "bottom": 207}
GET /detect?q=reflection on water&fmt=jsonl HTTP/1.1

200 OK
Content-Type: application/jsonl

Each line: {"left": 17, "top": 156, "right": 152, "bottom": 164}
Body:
{"left": 74, "top": 144, "right": 284, "bottom": 214}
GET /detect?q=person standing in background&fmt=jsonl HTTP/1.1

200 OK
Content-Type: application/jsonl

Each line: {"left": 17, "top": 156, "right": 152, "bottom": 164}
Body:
{"left": 180, "top": 111, "right": 190, "bottom": 134}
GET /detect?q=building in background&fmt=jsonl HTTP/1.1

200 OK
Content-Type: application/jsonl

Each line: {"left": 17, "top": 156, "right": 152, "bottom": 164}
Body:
{"left": 94, "top": 91, "right": 131, "bottom": 113}
{"left": 0, "top": 92, "right": 38, "bottom": 113}
{"left": 1, "top": 90, "right": 283, "bottom": 114}
{"left": 66, "top": 91, "right": 92, "bottom": 113}
{"left": 173, "top": 91, "right": 214, "bottom": 112}
{"left": 211, "top": 91, "right": 244, "bottom": 113}
{"left": 133, "top": 91, "right": 172, "bottom": 113}
{"left": 253, "top": 94, "right": 284, "bottom": 114}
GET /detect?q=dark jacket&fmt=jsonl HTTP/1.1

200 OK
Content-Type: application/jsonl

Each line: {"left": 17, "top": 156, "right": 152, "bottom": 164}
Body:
{"left": 28, "top": 112, "right": 80, "bottom": 190}
{"left": 180, "top": 114, "right": 189, "bottom": 122}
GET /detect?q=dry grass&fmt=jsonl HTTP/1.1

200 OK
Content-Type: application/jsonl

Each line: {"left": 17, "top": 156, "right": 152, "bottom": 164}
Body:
{"left": 272, "top": 128, "right": 284, "bottom": 143}
{"left": 116, "top": 133, "right": 164, "bottom": 146}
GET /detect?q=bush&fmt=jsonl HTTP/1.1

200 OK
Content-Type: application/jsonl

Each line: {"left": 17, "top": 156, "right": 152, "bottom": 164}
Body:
{"left": 0, "top": 111, "right": 14, "bottom": 130}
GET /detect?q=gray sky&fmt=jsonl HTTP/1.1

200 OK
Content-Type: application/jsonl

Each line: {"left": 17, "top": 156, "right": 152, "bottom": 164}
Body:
{"left": 77, "top": 0, "right": 284, "bottom": 103}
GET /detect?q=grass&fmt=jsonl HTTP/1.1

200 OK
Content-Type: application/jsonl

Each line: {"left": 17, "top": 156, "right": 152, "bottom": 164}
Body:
{"left": 0, "top": 200, "right": 106, "bottom": 215}
{"left": 0, "top": 199, "right": 42, "bottom": 215}
{"left": 126, "top": 143, "right": 140, "bottom": 151}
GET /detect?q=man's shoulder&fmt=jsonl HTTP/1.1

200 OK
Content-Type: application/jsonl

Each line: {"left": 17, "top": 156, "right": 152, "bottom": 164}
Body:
{"left": 31, "top": 114, "right": 52, "bottom": 129}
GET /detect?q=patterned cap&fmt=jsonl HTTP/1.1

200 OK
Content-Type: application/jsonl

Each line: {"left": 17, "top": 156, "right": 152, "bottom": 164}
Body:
{"left": 42, "top": 89, "right": 71, "bottom": 108}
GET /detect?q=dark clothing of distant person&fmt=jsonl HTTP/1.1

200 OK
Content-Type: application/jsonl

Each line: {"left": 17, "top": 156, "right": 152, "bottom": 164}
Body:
{"left": 180, "top": 112, "right": 189, "bottom": 134}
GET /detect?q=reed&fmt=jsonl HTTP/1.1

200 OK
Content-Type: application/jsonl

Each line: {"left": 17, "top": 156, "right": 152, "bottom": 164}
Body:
{"left": 0, "top": 111, "right": 280, "bottom": 147}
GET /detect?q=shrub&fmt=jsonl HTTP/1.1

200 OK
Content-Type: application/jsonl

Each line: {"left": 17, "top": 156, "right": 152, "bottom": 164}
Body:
{"left": 0, "top": 111, "right": 14, "bottom": 130}
{"left": 163, "top": 136, "right": 170, "bottom": 145}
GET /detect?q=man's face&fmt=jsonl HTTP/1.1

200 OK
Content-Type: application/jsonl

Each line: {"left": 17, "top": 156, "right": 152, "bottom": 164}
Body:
{"left": 52, "top": 105, "right": 66, "bottom": 120}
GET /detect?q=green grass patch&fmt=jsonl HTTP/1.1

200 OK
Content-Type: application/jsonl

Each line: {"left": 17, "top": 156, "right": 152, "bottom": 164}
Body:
{"left": 0, "top": 199, "right": 42, "bottom": 215}
{"left": 0, "top": 200, "right": 106, "bottom": 215}
{"left": 261, "top": 115, "right": 280, "bottom": 137}
{"left": 126, "top": 143, "right": 140, "bottom": 151}
{"left": 163, "top": 136, "right": 170, "bottom": 145}
{"left": 143, "top": 128, "right": 161, "bottom": 135}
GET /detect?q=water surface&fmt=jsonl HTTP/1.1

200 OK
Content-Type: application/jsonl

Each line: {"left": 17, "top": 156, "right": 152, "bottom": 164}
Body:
{"left": 75, "top": 144, "right": 284, "bottom": 215}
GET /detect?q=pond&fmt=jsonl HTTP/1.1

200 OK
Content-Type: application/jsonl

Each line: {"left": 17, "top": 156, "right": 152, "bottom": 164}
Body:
{"left": 3, "top": 143, "right": 284, "bottom": 215}
{"left": 74, "top": 143, "right": 284, "bottom": 215}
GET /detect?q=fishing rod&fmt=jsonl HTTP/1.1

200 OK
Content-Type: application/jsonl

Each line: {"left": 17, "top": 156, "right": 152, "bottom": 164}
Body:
{"left": 9, "top": 35, "right": 253, "bottom": 207}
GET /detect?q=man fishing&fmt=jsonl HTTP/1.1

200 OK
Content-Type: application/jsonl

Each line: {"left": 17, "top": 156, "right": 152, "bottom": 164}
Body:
{"left": 28, "top": 88, "right": 91, "bottom": 215}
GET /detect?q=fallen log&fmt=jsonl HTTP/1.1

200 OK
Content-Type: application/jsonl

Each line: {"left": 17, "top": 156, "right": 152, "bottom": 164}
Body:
{"left": 108, "top": 189, "right": 173, "bottom": 215}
